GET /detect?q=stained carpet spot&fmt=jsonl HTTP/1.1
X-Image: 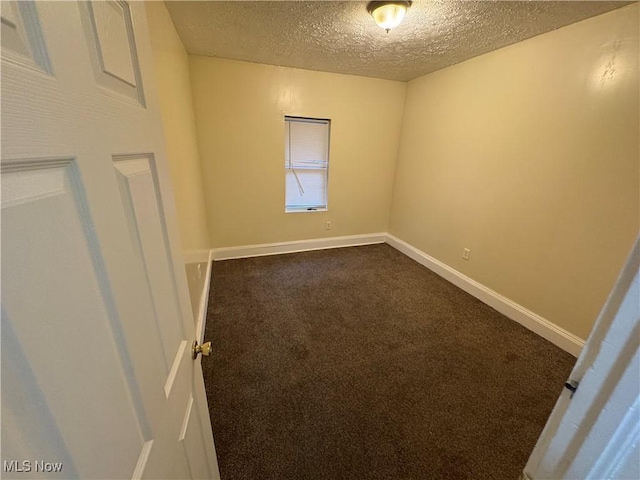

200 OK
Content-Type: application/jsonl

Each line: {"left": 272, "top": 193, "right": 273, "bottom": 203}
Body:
{"left": 202, "top": 244, "right": 576, "bottom": 480}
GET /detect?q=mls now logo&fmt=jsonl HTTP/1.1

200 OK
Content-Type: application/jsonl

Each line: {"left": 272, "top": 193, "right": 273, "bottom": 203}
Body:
{"left": 4, "top": 460, "right": 63, "bottom": 473}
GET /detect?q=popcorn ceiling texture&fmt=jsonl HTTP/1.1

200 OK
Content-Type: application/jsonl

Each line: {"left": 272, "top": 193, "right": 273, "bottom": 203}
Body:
{"left": 165, "top": 1, "right": 631, "bottom": 82}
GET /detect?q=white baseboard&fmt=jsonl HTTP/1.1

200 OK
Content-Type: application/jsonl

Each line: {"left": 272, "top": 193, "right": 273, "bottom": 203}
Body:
{"left": 183, "top": 249, "right": 211, "bottom": 264}
{"left": 385, "top": 234, "right": 585, "bottom": 357}
{"left": 212, "top": 233, "right": 387, "bottom": 261}
{"left": 206, "top": 231, "right": 583, "bottom": 356}
{"left": 195, "top": 249, "right": 213, "bottom": 344}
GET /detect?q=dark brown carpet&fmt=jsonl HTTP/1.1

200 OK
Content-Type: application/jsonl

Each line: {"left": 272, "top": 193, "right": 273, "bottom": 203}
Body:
{"left": 202, "top": 244, "right": 576, "bottom": 480}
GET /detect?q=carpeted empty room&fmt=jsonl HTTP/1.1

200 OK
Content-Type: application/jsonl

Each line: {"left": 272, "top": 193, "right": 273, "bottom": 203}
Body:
{"left": 202, "top": 244, "right": 576, "bottom": 480}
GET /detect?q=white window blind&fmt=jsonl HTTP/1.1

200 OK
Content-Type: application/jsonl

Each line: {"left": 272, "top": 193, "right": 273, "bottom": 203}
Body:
{"left": 285, "top": 116, "right": 330, "bottom": 211}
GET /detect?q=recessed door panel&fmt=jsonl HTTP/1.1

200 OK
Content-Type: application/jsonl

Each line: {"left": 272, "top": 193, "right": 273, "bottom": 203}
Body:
{"left": 0, "top": 1, "right": 51, "bottom": 72}
{"left": 79, "top": 1, "right": 144, "bottom": 105}
{"left": 1, "top": 159, "right": 150, "bottom": 479}
{"left": 113, "top": 155, "right": 185, "bottom": 386}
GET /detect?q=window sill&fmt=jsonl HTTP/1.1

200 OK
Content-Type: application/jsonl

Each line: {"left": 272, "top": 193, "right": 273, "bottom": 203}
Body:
{"left": 285, "top": 208, "right": 328, "bottom": 214}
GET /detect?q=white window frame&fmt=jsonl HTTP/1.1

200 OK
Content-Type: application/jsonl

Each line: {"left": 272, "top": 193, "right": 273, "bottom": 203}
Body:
{"left": 284, "top": 116, "right": 330, "bottom": 213}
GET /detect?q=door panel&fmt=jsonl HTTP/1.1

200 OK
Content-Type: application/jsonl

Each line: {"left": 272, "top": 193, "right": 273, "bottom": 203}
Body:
{"left": 79, "top": 0, "right": 144, "bottom": 104}
{"left": 1, "top": 1, "right": 51, "bottom": 73}
{"left": 1, "top": 159, "right": 149, "bottom": 478}
{"left": 113, "top": 154, "right": 184, "bottom": 376}
{"left": 181, "top": 395, "right": 211, "bottom": 480}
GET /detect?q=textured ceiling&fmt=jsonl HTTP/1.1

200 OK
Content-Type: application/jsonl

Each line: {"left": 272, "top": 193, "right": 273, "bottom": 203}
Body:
{"left": 165, "top": 1, "right": 633, "bottom": 82}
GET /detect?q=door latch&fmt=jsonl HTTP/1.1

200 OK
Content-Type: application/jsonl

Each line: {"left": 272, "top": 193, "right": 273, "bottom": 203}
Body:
{"left": 564, "top": 379, "right": 579, "bottom": 398}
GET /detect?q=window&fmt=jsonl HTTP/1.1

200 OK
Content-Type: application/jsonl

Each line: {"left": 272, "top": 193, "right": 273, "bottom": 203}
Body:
{"left": 284, "top": 116, "right": 330, "bottom": 212}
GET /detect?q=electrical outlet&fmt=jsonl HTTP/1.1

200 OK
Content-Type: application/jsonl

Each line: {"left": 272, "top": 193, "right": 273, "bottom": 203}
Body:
{"left": 325, "top": 221, "right": 332, "bottom": 230}
{"left": 462, "top": 248, "right": 471, "bottom": 260}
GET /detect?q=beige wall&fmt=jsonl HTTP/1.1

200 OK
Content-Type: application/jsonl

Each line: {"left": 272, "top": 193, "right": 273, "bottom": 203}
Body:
{"left": 145, "top": 2, "right": 210, "bottom": 252}
{"left": 388, "top": 5, "right": 639, "bottom": 340}
{"left": 189, "top": 57, "right": 406, "bottom": 248}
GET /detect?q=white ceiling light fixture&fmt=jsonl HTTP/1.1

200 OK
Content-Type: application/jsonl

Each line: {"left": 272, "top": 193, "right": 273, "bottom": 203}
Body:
{"left": 367, "top": 1, "right": 411, "bottom": 33}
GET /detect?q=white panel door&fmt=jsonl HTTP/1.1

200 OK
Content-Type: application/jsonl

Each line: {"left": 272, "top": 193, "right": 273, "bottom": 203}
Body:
{"left": 1, "top": 2, "right": 219, "bottom": 479}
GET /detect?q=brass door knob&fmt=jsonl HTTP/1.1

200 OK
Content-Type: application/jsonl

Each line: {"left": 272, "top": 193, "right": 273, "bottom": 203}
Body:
{"left": 192, "top": 340, "right": 212, "bottom": 360}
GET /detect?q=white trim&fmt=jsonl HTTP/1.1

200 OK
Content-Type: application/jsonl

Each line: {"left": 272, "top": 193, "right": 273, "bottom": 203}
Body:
{"left": 385, "top": 233, "right": 585, "bottom": 357}
{"left": 178, "top": 395, "right": 194, "bottom": 443}
{"left": 164, "top": 340, "right": 188, "bottom": 398}
{"left": 132, "top": 440, "right": 154, "bottom": 480}
{"left": 195, "top": 249, "right": 213, "bottom": 344}
{"left": 212, "top": 233, "right": 386, "bottom": 261}
{"left": 285, "top": 208, "right": 328, "bottom": 214}
{"left": 183, "top": 249, "right": 211, "bottom": 264}
{"left": 208, "top": 232, "right": 584, "bottom": 356}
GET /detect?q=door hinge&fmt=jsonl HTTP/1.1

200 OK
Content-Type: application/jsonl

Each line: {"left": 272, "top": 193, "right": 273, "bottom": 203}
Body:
{"left": 564, "top": 379, "right": 579, "bottom": 398}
